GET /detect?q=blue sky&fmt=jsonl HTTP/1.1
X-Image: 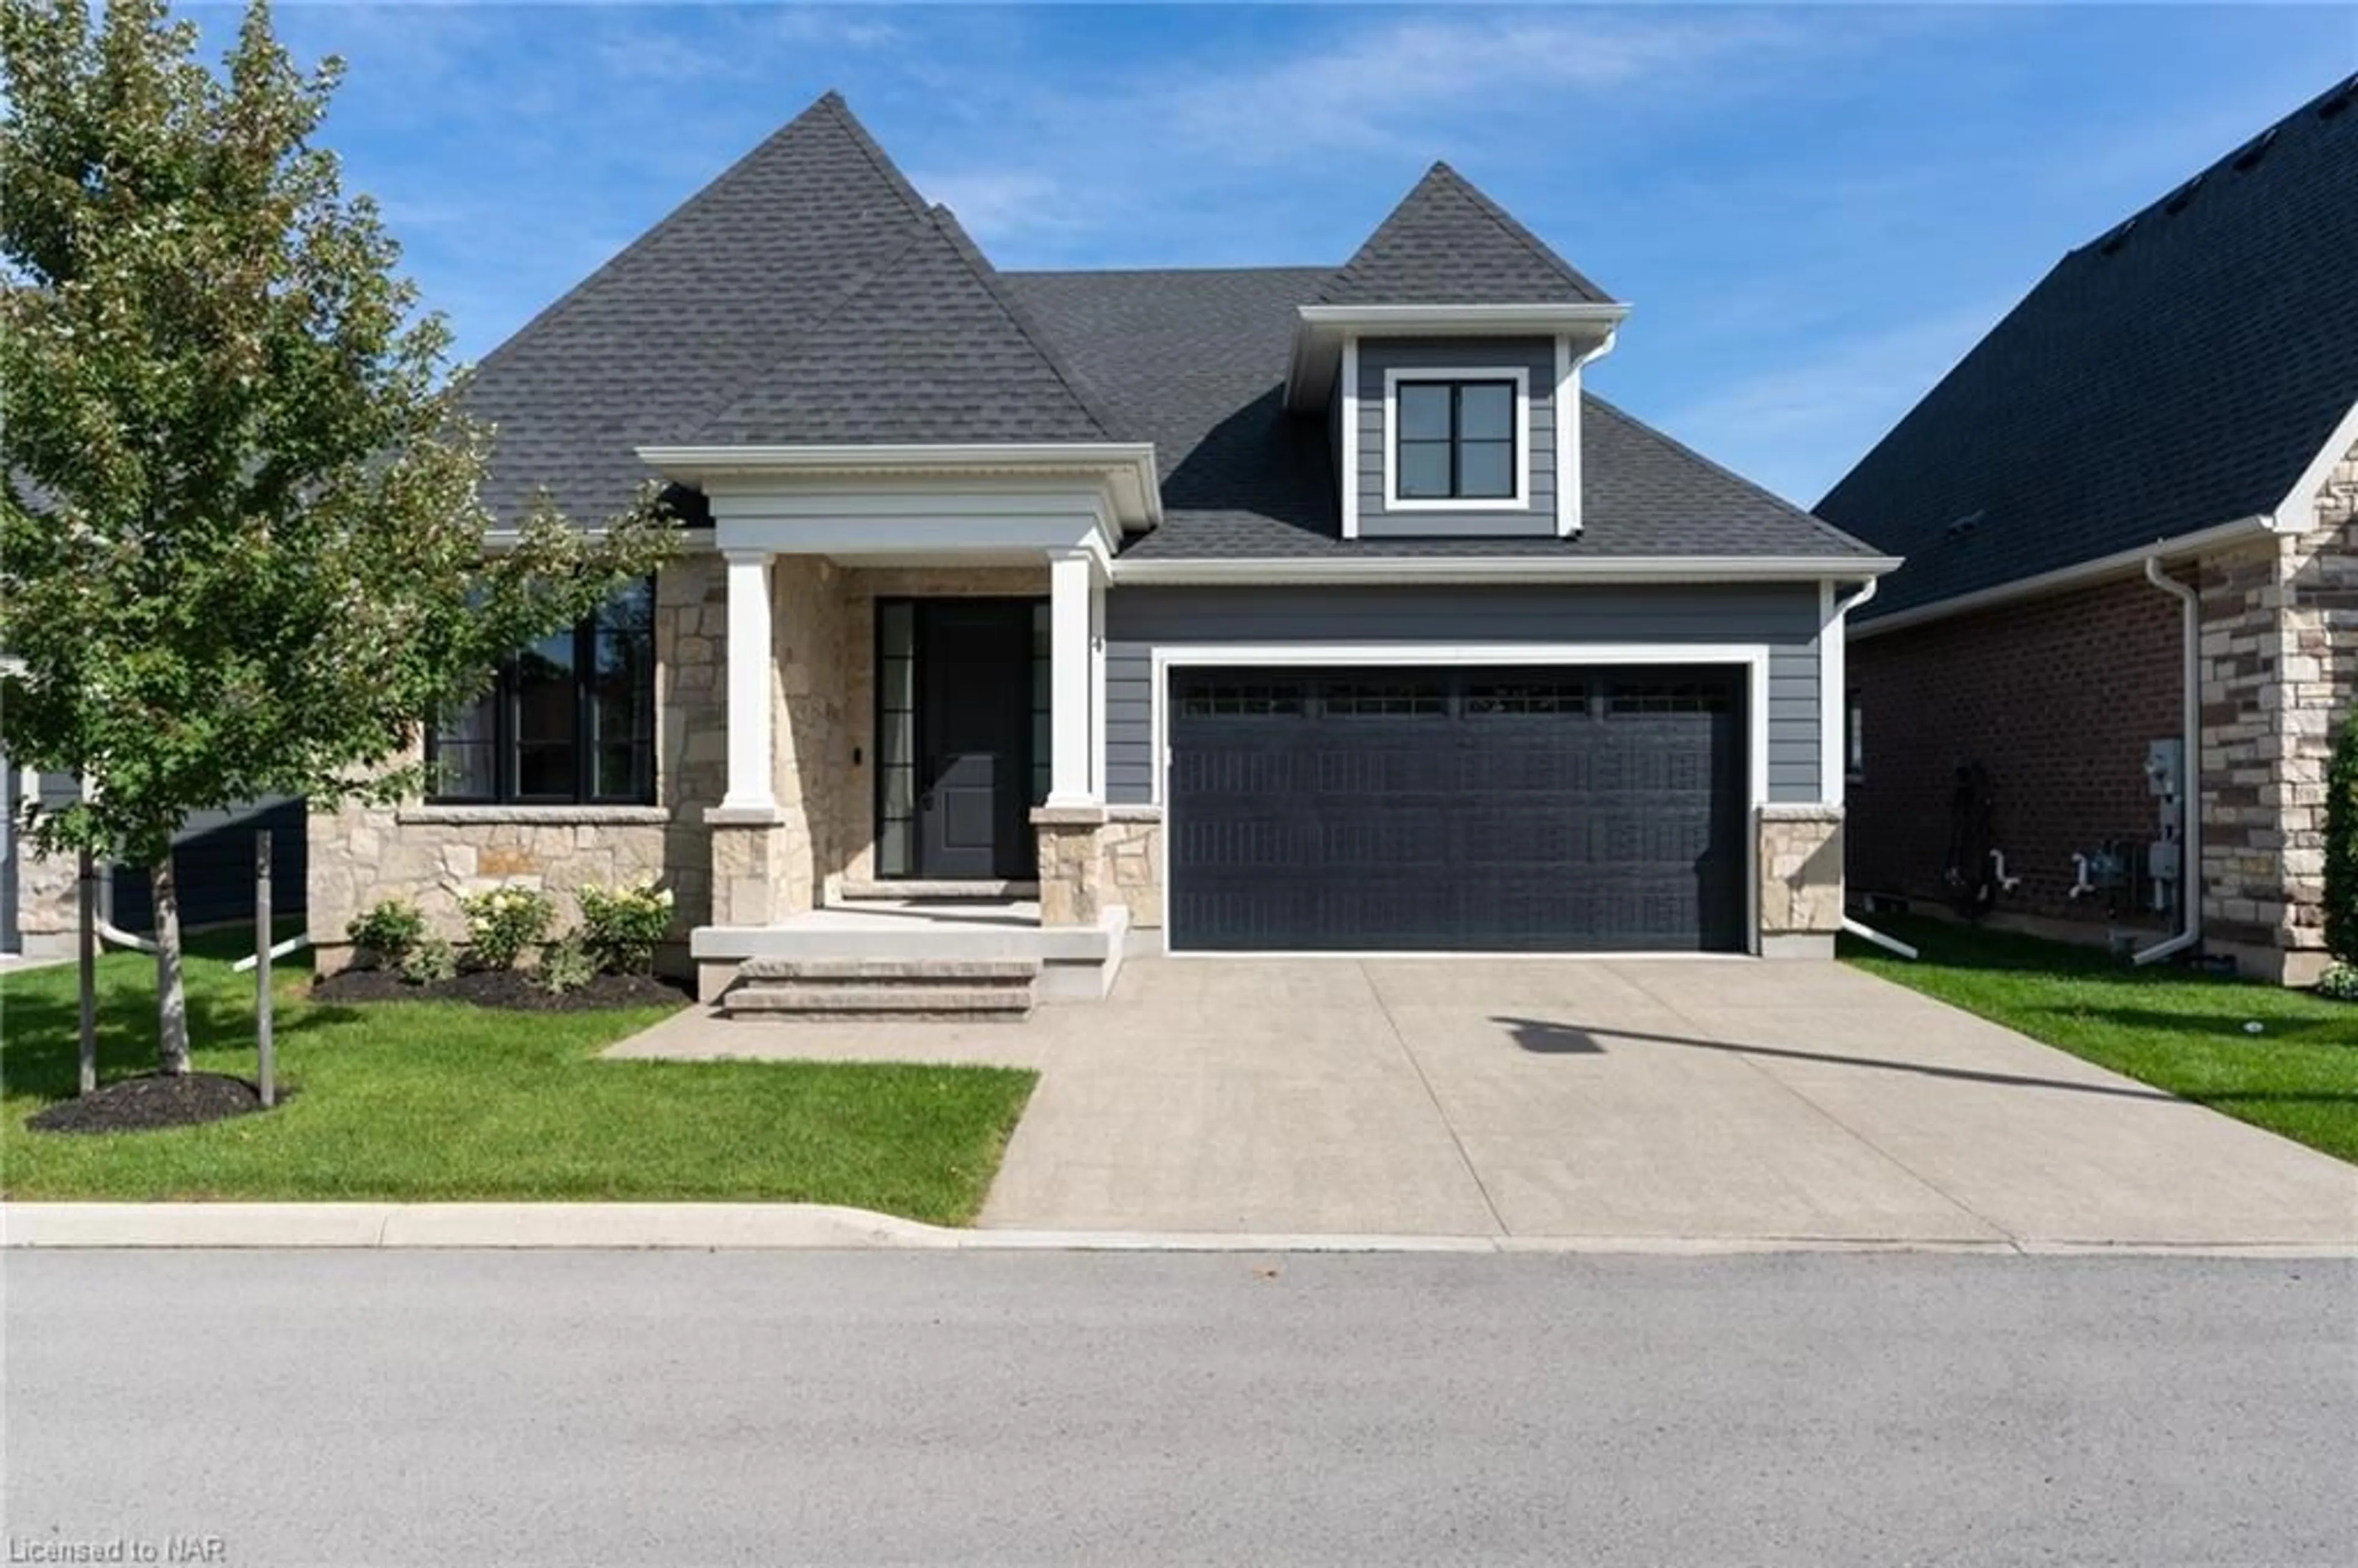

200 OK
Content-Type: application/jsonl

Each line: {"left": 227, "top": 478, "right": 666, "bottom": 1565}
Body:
{"left": 232, "top": 3, "right": 2354, "bottom": 505}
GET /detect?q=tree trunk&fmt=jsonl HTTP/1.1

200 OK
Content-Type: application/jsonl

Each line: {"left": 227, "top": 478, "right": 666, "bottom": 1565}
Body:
{"left": 153, "top": 852, "right": 190, "bottom": 1076}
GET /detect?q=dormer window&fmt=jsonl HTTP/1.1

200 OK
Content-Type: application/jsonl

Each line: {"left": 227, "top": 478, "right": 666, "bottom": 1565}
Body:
{"left": 1384, "top": 368, "right": 1529, "bottom": 510}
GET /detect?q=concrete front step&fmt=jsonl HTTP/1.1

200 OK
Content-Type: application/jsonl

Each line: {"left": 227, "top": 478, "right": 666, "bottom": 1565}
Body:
{"left": 737, "top": 957, "right": 1040, "bottom": 984}
{"left": 722, "top": 985, "right": 1035, "bottom": 1022}
{"left": 722, "top": 955, "right": 1039, "bottom": 1020}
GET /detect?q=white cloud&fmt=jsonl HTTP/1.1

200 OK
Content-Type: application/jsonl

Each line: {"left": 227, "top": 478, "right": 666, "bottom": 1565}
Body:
{"left": 1162, "top": 14, "right": 1789, "bottom": 156}
{"left": 1653, "top": 301, "right": 2013, "bottom": 505}
{"left": 910, "top": 169, "right": 1076, "bottom": 244}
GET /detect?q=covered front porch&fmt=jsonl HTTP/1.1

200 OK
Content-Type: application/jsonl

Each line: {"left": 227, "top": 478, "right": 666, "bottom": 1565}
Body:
{"left": 636, "top": 442, "right": 1161, "bottom": 1007}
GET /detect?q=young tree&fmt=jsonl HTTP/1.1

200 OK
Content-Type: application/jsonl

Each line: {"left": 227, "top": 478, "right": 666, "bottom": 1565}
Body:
{"left": 1, "top": 0, "right": 673, "bottom": 1073}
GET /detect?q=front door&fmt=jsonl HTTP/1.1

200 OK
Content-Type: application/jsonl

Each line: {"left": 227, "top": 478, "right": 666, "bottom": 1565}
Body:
{"left": 916, "top": 602, "right": 1036, "bottom": 880}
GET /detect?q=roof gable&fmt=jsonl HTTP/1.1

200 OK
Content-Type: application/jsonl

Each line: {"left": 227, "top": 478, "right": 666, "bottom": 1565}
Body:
{"left": 465, "top": 91, "right": 932, "bottom": 521}
{"left": 1819, "top": 72, "right": 2358, "bottom": 620}
{"left": 1317, "top": 163, "right": 1614, "bottom": 307}
{"left": 695, "top": 207, "right": 1115, "bottom": 446}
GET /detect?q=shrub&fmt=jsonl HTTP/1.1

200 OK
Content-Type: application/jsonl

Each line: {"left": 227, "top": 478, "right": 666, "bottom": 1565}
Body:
{"left": 2327, "top": 711, "right": 2358, "bottom": 966}
{"left": 457, "top": 887, "right": 555, "bottom": 971}
{"left": 399, "top": 935, "right": 457, "bottom": 986}
{"left": 345, "top": 899, "right": 426, "bottom": 969}
{"left": 577, "top": 879, "right": 675, "bottom": 974}
{"left": 537, "top": 936, "right": 597, "bottom": 996}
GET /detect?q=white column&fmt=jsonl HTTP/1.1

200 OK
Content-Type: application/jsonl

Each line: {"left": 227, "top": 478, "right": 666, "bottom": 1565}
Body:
{"left": 1046, "top": 549, "right": 1099, "bottom": 807}
{"left": 720, "top": 548, "right": 777, "bottom": 814}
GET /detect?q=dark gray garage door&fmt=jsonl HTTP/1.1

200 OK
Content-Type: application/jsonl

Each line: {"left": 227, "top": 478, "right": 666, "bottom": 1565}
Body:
{"left": 1167, "top": 666, "right": 1747, "bottom": 952}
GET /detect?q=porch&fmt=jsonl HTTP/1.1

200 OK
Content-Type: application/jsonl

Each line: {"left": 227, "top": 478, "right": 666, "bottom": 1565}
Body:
{"left": 640, "top": 443, "right": 1162, "bottom": 1009}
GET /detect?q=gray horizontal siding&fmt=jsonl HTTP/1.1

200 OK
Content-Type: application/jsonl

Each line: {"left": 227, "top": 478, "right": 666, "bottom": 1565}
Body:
{"left": 1356, "top": 336, "right": 1556, "bottom": 538}
{"left": 1104, "top": 583, "right": 1824, "bottom": 804}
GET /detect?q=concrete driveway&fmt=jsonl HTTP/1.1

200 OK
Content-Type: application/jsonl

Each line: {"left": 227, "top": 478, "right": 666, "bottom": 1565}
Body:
{"left": 616, "top": 957, "right": 2358, "bottom": 1247}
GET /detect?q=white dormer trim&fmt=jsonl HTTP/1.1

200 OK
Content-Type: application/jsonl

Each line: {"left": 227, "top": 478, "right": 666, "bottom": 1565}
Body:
{"left": 1555, "top": 336, "right": 1575, "bottom": 538}
{"left": 1339, "top": 336, "right": 1361, "bottom": 540}
{"left": 1380, "top": 365, "right": 1531, "bottom": 513}
{"left": 1285, "top": 303, "right": 1627, "bottom": 409}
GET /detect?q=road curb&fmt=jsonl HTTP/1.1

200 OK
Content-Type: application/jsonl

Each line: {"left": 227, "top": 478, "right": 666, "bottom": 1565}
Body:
{"left": 5, "top": 1204, "right": 2354, "bottom": 1257}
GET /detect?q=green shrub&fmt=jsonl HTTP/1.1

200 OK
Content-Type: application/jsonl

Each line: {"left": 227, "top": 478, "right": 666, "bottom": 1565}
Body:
{"left": 399, "top": 935, "right": 457, "bottom": 986}
{"left": 2317, "top": 963, "right": 2358, "bottom": 1004}
{"left": 345, "top": 899, "right": 426, "bottom": 969}
{"left": 537, "top": 936, "right": 597, "bottom": 996}
{"left": 457, "top": 887, "right": 555, "bottom": 971}
{"left": 576, "top": 879, "right": 675, "bottom": 974}
{"left": 2327, "top": 711, "right": 2358, "bottom": 966}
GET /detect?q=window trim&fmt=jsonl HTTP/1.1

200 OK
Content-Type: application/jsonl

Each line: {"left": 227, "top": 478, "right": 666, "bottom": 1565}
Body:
{"left": 1382, "top": 366, "right": 1531, "bottom": 513}
{"left": 424, "top": 580, "right": 658, "bottom": 807}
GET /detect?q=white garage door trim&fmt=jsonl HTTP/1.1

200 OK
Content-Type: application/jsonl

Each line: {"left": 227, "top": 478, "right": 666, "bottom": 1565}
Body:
{"left": 1148, "top": 643, "right": 1772, "bottom": 957}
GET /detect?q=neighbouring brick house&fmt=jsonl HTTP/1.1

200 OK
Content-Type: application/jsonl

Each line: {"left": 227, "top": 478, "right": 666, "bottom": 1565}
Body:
{"left": 303, "top": 91, "right": 1896, "bottom": 1013}
{"left": 1818, "top": 73, "right": 2357, "bottom": 986}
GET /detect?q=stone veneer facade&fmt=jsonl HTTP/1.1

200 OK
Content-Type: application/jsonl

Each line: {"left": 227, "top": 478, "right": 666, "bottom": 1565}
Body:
{"left": 306, "top": 557, "right": 1076, "bottom": 974}
{"left": 1756, "top": 804, "right": 1845, "bottom": 955}
{"left": 1029, "top": 807, "right": 1164, "bottom": 933}
{"left": 2195, "top": 437, "right": 2358, "bottom": 986}
{"left": 10, "top": 834, "right": 82, "bottom": 961}
{"left": 309, "top": 554, "right": 733, "bottom": 975}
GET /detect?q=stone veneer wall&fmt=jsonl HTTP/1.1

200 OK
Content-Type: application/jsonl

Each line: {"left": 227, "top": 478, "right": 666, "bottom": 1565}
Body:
{"left": 1757, "top": 804, "right": 1844, "bottom": 949}
{"left": 1030, "top": 808, "right": 1164, "bottom": 932}
{"left": 10, "top": 837, "right": 81, "bottom": 960}
{"left": 2197, "top": 437, "right": 2358, "bottom": 985}
{"left": 309, "top": 555, "right": 734, "bottom": 975}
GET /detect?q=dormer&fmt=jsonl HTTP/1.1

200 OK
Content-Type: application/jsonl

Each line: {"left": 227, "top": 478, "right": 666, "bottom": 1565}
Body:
{"left": 1284, "top": 164, "right": 1625, "bottom": 540}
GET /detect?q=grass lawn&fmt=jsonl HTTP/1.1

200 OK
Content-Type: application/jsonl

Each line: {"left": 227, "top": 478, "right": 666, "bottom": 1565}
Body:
{"left": 1843, "top": 914, "right": 2358, "bottom": 1163}
{"left": 0, "top": 929, "right": 1037, "bottom": 1224}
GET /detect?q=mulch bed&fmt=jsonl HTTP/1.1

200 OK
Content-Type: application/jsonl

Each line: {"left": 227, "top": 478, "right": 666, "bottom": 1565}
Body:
{"left": 310, "top": 966, "right": 690, "bottom": 1013}
{"left": 27, "top": 1073, "right": 289, "bottom": 1135}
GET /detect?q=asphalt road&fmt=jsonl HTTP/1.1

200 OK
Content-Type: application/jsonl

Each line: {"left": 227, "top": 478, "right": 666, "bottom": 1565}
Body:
{"left": 5, "top": 1250, "right": 2352, "bottom": 1567}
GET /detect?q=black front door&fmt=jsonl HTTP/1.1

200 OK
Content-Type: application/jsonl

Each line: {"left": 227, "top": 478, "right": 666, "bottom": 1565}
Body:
{"left": 916, "top": 602, "right": 1035, "bottom": 880}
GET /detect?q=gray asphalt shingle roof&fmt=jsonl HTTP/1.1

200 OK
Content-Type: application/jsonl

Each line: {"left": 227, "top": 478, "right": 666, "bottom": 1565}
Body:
{"left": 1317, "top": 163, "right": 1617, "bottom": 308}
{"left": 695, "top": 207, "right": 1115, "bottom": 446}
{"left": 467, "top": 91, "right": 1870, "bottom": 564}
{"left": 1818, "top": 73, "right": 2358, "bottom": 621}
{"left": 1005, "top": 268, "right": 1878, "bottom": 561}
{"left": 466, "top": 91, "right": 933, "bottom": 522}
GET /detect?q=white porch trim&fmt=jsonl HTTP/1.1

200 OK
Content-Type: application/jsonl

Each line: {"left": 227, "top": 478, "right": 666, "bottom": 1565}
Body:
{"left": 716, "top": 549, "right": 776, "bottom": 817}
{"left": 1046, "top": 550, "right": 1103, "bottom": 807}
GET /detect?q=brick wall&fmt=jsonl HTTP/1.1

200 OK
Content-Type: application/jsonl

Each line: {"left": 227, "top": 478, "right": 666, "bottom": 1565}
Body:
{"left": 1847, "top": 575, "right": 2181, "bottom": 927}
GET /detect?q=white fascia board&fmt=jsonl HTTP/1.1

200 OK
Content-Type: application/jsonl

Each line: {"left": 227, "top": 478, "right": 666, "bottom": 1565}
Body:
{"left": 709, "top": 489, "right": 1118, "bottom": 562}
{"left": 1110, "top": 554, "right": 1901, "bottom": 586}
{"left": 1298, "top": 303, "right": 1631, "bottom": 333}
{"left": 635, "top": 442, "right": 1162, "bottom": 529}
{"left": 1284, "top": 303, "right": 1628, "bottom": 410}
{"left": 1849, "top": 513, "right": 2274, "bottom": 642}
{"left": 2274, "top": 397, "right": 2358, "bottom": 531}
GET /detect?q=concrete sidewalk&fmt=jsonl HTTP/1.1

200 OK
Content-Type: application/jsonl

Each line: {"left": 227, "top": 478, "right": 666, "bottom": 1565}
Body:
{"left": 602, "top": 955, "right": 2358, "bottom": 1251}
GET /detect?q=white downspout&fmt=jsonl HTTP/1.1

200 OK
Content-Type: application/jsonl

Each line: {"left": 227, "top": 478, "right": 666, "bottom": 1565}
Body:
{"left": 1825, "top": 578, "right": 1918, "bottom": 960}
{"left": 2135, "top": 556, "right": 2201, "bottom": 966}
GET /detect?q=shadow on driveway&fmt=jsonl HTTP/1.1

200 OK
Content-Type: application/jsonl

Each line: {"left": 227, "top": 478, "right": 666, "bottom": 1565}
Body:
{"left": 1489, "top": 1015, "right": 2181, "bottom": 1104}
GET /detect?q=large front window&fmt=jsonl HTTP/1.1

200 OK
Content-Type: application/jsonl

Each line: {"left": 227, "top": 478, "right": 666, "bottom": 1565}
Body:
{"left": 427, "top": 580, "right": 656, "bottom": 805}
{"left": 1395, "top": 378, "right": 1518, "bottom": 500}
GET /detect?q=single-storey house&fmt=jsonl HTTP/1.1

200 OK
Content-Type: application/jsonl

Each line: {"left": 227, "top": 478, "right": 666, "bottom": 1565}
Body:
{"left": 1818, "top": 72, "right": 2356, "bottom": 985}
{"left": 306, "top": 92, "right": 1897, "bottom": 1009}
